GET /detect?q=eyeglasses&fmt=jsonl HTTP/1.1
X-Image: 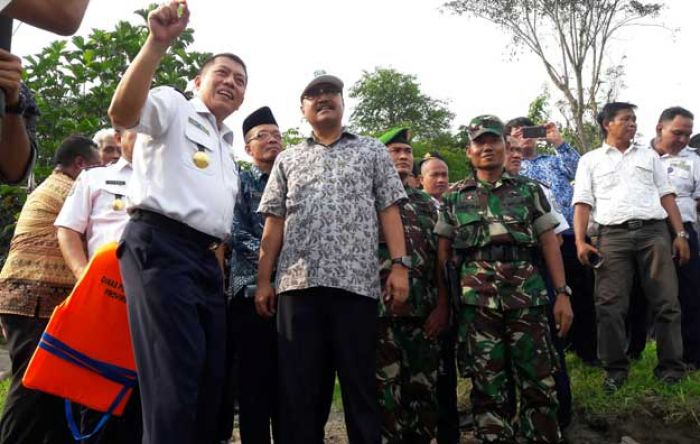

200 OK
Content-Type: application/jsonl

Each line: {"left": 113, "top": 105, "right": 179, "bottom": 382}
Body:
{"left": 302, "top": 87, "right": 341, "bottom": 100}
{"left": 246, "top": 131, "right": 282, "bottom": 143}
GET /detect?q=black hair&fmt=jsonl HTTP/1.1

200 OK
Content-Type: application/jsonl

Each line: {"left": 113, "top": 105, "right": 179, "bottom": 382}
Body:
{"left": 596, "top": 102, "right": 637, "bottom": 138}
{"left": 689, "top": 134, "right": 700, "bottom": 149}
{"left": 198, "top": 53, "right": 248, "bottom": 81}
{"left": 657, "top": 106, "right": 694, "bottom": 124}
{"left": 504, "top": 117, "right": 535, "bottom": 137}
{"left": 53, "top": 135, "right": 98, "bottom": 167}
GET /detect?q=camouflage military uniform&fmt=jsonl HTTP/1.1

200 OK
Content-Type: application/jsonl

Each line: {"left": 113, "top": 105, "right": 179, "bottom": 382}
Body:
{"left": 436, "top": 172, "right": 562, "bottom": 443}
{"left": 377, "top": 185, "right": 440, "bottom": 444}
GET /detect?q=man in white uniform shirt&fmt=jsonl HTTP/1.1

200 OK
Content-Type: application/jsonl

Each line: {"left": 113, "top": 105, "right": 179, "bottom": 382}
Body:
{"left": 107, "top": 2, "right": 244, "bottom": 443}
{"left": 573, "top": 102, "right": 689, "bottom": 393}
{"left": 54, "top": 128, "right": 140, "bottom": 443}
{"left": 651, "top": 106, "right": 700, "bottom": 370}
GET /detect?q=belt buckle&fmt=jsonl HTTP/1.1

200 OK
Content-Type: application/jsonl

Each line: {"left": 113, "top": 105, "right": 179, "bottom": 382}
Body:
{"left": 627, "top": 220, "right": 643, "bottom": 230}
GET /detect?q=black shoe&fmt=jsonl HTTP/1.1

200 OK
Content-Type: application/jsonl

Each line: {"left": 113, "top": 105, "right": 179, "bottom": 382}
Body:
{"left": 655, "top": 373, "right": 683, "bottom": 385}
{"left": 602, "top": 374, "right": 626, "bottom": 393}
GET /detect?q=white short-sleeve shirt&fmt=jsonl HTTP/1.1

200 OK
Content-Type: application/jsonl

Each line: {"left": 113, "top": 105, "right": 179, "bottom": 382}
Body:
{"left": 572, "top": 143, "right": 674, "bottom": 225}
{"left": 55, "top": 157, "right": 132, "bottom": 258}
{"left": 659, "top": 147, "right": 700, "bottom": 223}
{"left": 541, "top": 184, "right": 569, "bottom": 234}
{"left": 128, "top": 86, "right": 239, "bottom": 240}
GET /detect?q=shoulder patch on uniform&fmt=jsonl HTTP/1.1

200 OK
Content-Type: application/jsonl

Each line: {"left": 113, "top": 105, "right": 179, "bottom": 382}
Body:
{"left": 188, "top": 116, "right": 210, "bottom": 136}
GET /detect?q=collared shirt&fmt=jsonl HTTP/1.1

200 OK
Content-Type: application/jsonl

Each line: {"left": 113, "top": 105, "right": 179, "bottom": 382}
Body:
{"left": 541, "top": 183, "right": 569, "bottom": 234}
{"left": 657, "top": 147, "right": 700, "bottom": 223}
{"left": 128, "top": 86, "right": 239, "bottom": 240}
{"left": 573, "top": 143, "right": 674, "bottom": 226}
{"left": 521, "top": 142, "right": 580, "bottom": 226}
{"left": 258, "top": 131, "right": 407, "bottom": 299}
{"left": 55, "top": 157, "right": 133, "bottom": 258}
{"left": 0, "top": 172, "right": 76, "bottom": 318}
{"left": 435, "top": 173, "right": 558, "bottom": 310}
{"left": 228, "top": 164, "right": 268, "bottom": 297}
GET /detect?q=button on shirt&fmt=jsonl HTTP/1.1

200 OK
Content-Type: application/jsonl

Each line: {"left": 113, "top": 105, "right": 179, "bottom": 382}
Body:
{"left": 129, "top": 86, "right": 239, "bottom": 240}
{"left": 55, "top": 157, "right": 133, "bottom": 258}
{"left": 572, "top": 143, "right": 674, "bottom": 225}
{"left": 258, "top": 132, "right": 407, "bottom": 300}
{"left": 229, "top": 165, "right": 268, "bottom": 297}
{"left": 658, "top": 147, "right": 700, "bottom": 223}
{"left": 521, "top": 142, "right": 580, "bottom": 226}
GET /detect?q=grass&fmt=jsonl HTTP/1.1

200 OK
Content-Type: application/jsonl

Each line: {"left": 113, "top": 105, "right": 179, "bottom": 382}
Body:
{"left": 0, "top": 379, "right": 9, "bottom": 413}
{"left": 566, "top": 342, "right": 700, "bottom": 426}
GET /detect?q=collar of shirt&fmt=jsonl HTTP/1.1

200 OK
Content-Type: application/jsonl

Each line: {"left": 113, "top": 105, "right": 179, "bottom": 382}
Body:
{"left": 189, "top": 95, "right": 234, "bottom": 145}
{"left": 112, "top": 157, "right": 133, "bottom": 172}
{"left": 249, "top": 164, "right": 269, "bottom": 182}
{"left": 305, "top": 128, "right": 358, "bottom": 148}
{"left": 454, "top": 170, "right": 516, "bottom": 191}
{"left": 603, "top": 141, "right": 641, "bottom": 155}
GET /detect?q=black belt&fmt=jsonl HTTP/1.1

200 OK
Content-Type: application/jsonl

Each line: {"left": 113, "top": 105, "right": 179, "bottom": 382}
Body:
{"left": 130, "top": 209, "right": 222, "bottom": 250}
{"left": 601, "top": 219, "right": 662, "bottom": 231}
{"left": 462, "top": 245, "right": 535, "bottom": 262}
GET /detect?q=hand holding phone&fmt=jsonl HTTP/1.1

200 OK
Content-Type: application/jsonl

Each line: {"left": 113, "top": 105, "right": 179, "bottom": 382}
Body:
{"left": 521, "top": 126, "right": 547, "bottom": 139}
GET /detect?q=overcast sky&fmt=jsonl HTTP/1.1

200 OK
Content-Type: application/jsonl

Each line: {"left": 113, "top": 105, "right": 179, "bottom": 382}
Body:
{"left": 10, "top": 0, "right": 700, "bottom": 156}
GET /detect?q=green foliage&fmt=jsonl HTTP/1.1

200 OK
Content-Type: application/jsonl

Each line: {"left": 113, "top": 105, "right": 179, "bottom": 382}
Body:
{"left": 282, "top": 127, "right": 304, "bottom": 147}
{"left": 349, "top": 68, "right": 455, "bottom": 141}
{"left": 443, "top": 0, "right": 664, "bottom": 152}
{"left": 23, "top": 4, "right": 211, "bottom": 173}
{"left": 567, "top": 342, "right": 700, "bottom": 423}
{"left": 527, "top": 91, "right": 551, "bottom": 126}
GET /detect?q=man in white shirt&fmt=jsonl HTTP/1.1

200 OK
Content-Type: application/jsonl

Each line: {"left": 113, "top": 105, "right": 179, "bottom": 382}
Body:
{"left": 573, "top": 102, "right": 689, "bottom": 392}
{"left": 651, "top": 106, "right": 700, "bottom": 370}
{"left": 107, "top": 2, "right": 244, "bottom": 443}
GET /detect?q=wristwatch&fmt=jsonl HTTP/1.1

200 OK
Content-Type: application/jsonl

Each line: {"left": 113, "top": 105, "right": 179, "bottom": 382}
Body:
{"left": 676, "top": 230, "right": 690, "bottom": 240}
{"left": 391, "top": 256, "right": 412, "bottom": 269}
{"left": 554, "top": 285, "right": 572, "bottom": 296}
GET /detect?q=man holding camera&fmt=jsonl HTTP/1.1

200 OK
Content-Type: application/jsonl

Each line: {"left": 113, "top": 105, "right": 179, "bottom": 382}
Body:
{"left": 573, "top": 102, "right": 688, "bottom": 392}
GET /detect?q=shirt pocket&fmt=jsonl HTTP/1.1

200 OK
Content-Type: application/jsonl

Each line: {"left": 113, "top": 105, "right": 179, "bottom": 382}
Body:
{"left": 634, "top": 157, "right": 654, "bottom": 186}
{"left": 592, "top": 166, "right": 617, "bottom": 199}
{"left": 453, "top": 211, "right": 483, "bottom": 250}
{"left": 183, "top": 123, "right": 216, "bottom": 176}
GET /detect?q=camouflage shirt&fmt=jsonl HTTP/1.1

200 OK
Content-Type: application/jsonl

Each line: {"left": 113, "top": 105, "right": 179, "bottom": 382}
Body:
{"left": 378, "top": 186, "right": 438, "bottom": 318}
{"left": 435, "top": 172, "right": 559, "bottom": 310}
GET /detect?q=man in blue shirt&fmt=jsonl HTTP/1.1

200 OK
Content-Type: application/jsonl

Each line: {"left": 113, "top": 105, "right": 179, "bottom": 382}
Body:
{"left": 505, "top": 117, "right": 596, "bottom": 364}
{"left": 219, "top": 106, "right": 281, "bottom": 444}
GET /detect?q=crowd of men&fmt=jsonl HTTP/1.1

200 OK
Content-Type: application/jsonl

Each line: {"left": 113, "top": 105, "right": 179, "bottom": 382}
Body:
{"left": 0, "top": 2, "right": 700, "bottom": 444}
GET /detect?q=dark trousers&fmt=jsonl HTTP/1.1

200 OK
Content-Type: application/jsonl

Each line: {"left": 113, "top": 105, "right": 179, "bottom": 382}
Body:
{"left": 219, "top": 295, "right": 279, "bottom": 443}
{"left": 677, "top": 223, "right": 700, "bottom": 367}
{"left": 626, "top": 274, "right": 650, "bottom": 359}
{"left": 561, "top": 234, "right": 597, "bottom": 363}
{"left": 277, "top": 287, "right": 380, "bottom": 444}
{"left": 0, "top": 314, "right": 73, "bottom": 444}
{"left": 118, "top": 218, "right": 226, "bottom": 444}
{"left": 435, "top": 327, "right": 459, "bottom": 444}
{"left": 595, "top": 221, "right": 684, "bottom": 378}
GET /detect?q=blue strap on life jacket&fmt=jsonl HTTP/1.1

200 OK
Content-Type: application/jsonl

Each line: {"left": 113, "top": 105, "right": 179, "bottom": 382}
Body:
{"left": 37, "top": 332, "right": 137, "bottom": 441}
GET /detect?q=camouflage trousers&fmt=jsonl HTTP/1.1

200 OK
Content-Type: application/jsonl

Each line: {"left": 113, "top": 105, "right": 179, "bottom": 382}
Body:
{"left": 459, "top": 305, "right": 561, "bottom": 444}
{"left": 376, "top": 317, "right": 440, "bottom": 444}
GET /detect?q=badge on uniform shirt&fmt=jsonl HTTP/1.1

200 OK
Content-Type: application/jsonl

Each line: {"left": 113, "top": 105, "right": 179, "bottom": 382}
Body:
{"left": 192, "top": 144, "right": 210, "bottom": 169}
{"left": 112, "top": 194, "right": 125, "bottom": 211}
{"left": 188, "top": 117, "right": 210, "bottom": 137}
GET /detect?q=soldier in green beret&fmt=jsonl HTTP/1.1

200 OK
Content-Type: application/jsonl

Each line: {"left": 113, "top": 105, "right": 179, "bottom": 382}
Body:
{"left": 376, "top": 127, "right": 449, "bottom": 443}
{"left": 435, "top": 115, "right": 573, "bottom": 443}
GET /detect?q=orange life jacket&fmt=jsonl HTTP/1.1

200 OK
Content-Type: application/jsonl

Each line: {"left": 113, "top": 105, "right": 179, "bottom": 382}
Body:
{"left": 22, "top": 241, "right": 136, "bottom": 439}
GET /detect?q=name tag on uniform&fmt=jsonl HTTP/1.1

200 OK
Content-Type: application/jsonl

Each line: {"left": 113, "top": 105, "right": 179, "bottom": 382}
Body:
{"left": 188, "top": 117, "right": 210, "bottom": 137}
{"left": 105, "top": 180, "right": 126, "bottom": 186}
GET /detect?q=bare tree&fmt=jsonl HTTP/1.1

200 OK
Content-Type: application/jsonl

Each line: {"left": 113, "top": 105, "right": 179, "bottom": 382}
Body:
{"left": 443, "top": 0, "right": 664, "bottom": 151}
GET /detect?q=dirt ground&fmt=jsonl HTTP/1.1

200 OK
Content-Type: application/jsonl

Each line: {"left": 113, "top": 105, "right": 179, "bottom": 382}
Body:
{"left": 318, "top": 409, "right": 700, "bottom": 444}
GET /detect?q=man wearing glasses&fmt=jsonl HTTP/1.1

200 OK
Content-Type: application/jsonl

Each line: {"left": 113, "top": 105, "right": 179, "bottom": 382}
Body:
{"left": 219, "top": 106, "right": 281, "bottom": 444}
{"left": 256, "top": 73, "right": 409, "bottom": 443}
